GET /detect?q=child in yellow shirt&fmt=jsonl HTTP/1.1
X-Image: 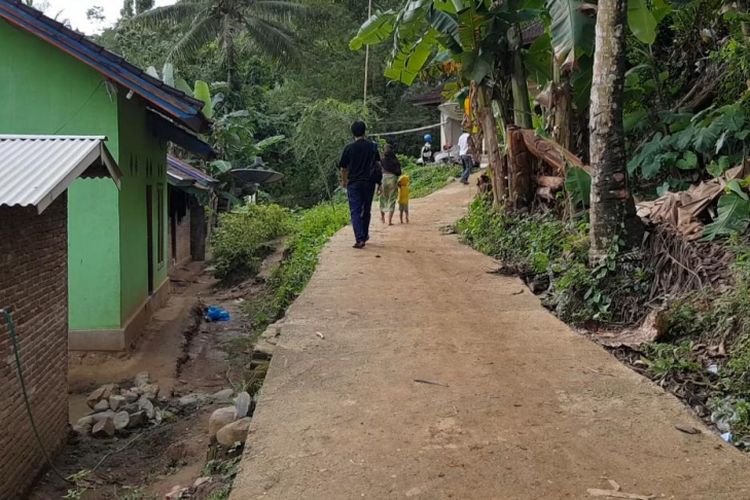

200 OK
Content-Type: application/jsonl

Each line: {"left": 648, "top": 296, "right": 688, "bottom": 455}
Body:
{"left": 397, "top": 174, "right": 410, "bottom": 223}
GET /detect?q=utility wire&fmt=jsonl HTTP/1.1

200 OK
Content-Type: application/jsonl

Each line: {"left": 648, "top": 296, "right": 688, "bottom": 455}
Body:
{"left": 370, "top": 123, "right": 441, "bottom": 137}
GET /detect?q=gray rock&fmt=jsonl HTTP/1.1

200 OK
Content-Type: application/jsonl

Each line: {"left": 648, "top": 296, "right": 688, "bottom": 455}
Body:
{"left": 193, "top": 477, "right": 211, "bottom": 488}
{"left": 138, "top": 395, "right": 155, "bottom": 419}
{"left": 91, "top": 410, "right": 115, "bottom": 423}
{"left": 140, "top": 383, "right": 160, "bottom": 400}
{"left": 208, "top": 406, "right": 237, "bottom": 438}
{"left": 235, "top": 391, "right": 251, "bottom": 418}
{"left": 178, "top": 393, "right": 208, "bottom": 407}
{"left": 212, "top": 389, "right": 234, "bottom": 402}
{"left": 93, "top": 399, "right": 110, "bottom": 412}
{"left": 92, "top": 417, "right": 115, "bottom": 438}
{"left": 128, "top": 410, "right": 147, "bottom": 428}
{"left": 76, "top": 415, "right": 95, "bottom": 429}
{"left": 216, "top": 417, "right": 251, "bottom": 447}
{"left": 165, "top": 485, "right": 188, "bottom": 499}
{"left": 121, "top": 390, "right": 139, "bottom": 403}
{"left": 134, "top": 371, "right": 150, "bottom": 387}
{"left": 109, "top": 395, "right": 127, "bottom": 411}
{"left": 113, "top": 411, "right": 130, "bottom": 431}
{"left": 86, "top": 383, "right": 118, "bottom": 408}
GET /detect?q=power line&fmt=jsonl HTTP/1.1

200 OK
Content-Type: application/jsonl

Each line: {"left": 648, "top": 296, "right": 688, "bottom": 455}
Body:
{"left": 370, "top": 123, "right": 441, "bottom": 137}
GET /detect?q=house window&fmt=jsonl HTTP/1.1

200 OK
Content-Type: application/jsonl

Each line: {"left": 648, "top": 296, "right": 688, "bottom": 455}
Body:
{"left": 157, "top": 184, "right": 164, "bottom": 263}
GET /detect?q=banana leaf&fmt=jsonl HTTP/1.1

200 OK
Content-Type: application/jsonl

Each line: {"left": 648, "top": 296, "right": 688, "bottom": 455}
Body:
{"left": 702, "top": 184, "right": 750, "bottom": 241}
{"left": 565, "top": 166, "right": 591, "bottom": 207}
{"left": 628, "top": 0, "right": 658, "bottom": 45}
{"left": 193, "top": 80, "right": 213, "bottom": 119}
{"left": 545, "top": 0, "right": 594, "bottom": 70}
{"left": 349, "top": 10, "right": 396, "bottom": 50}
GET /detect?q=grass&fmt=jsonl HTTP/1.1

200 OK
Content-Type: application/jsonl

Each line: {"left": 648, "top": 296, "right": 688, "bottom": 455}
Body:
{"left": 400, "top": 154, "right": 462, "bottom": 199}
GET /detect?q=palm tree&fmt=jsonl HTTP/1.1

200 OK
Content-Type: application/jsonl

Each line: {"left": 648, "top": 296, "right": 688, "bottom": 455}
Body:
{"left": 135, "top": 0, "right": 304, "bottom": 89}
{"left": 588, "top": 0, "right": 642, "bottom": 264}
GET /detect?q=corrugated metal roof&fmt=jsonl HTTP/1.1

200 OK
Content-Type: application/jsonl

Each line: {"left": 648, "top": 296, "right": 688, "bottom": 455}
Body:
{"left": 167, "top": 155, "right": 217, "bottom": 190}
{"left": 0, "top": 135, "right": 121, "bottom": 214}
{"left": 0, "top": 0, "right": 210, "bottom": 134}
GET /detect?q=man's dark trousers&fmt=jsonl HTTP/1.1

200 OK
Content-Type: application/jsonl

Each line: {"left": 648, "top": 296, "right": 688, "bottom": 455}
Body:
{"left": 347, "top": 180, "right": 374, "bottom": 243}
{"left": 460, "top": 154, "right": 472, "bottom": 184}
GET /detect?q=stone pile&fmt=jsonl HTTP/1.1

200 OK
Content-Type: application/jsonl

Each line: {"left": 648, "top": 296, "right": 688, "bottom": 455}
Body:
{"left": 74, "top": 372, "right": 243, "bottom": 439}
{"left": 73, "top": 372, "right": 168, "bottom": 438}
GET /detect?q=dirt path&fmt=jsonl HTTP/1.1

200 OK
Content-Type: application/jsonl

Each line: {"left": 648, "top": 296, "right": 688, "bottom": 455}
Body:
{"left": 231, "top": 178, "right": 750, "bottom": 500}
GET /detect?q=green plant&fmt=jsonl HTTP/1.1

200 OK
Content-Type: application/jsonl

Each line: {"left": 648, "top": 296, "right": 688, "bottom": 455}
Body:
{"left": 564, "top": 166, "right": 592, "bottom": 208}
{"left": 211, "top": 203, "right": 293, "bottom": 279}
{"left": 702, "top": 180, "right": 750, "bottom": 241}
{"left": 62, "top": 469, "right": 92, "bottom": 499}
{"left": 269, "top": 203, "right": 350, "bottom": 313}
{"left": 289, "top": 99, "right": 374, "bottom": 204}
{"left": 400, "top": 155, "right": 461, "bottom": 198}
{"left": 63, "top": 489, "right": 85, "bottom": 500}
{"left": 627, "top": 102, "right": 750, "bottom": 192}
{"left": 642, "top": 341, "right": 701, "bottom": 379}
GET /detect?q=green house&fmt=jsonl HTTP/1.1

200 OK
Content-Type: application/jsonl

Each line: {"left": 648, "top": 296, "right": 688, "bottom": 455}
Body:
{"left": 0, "top": 1, "right": 212, "bottom": 350}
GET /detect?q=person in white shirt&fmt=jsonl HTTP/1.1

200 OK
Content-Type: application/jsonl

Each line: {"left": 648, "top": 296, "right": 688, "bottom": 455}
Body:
{"left": 457, "top": 131, "right": 473, "bottom": 185}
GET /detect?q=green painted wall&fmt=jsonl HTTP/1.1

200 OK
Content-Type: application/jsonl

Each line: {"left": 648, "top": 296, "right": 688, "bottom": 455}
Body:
{"left": 0, "top": 19, "right": 169, "bottom": 332}
{"left": 117, "top": 94, "right": 169, "bottom": 323}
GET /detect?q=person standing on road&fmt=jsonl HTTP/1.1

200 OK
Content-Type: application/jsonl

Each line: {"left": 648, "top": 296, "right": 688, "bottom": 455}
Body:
{"left": 339, "top": 121, "right": 380, "bottom": 249}
{"left": 378, "top": 144, "right": 401, "bottom": 226}
{"left": 458, "top": 130, "right": 474, "bottom": 185}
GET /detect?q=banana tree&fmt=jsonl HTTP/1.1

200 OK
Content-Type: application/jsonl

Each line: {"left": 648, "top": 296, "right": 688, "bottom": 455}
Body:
{"left": 351, "top": 0, "right": 539, "bottom": 204}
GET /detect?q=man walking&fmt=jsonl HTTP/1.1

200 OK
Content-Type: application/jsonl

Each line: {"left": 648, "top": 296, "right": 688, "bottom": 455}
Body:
{"left": 339, "top": 121, "right": 380, "bottom": 249}
{"left": 458, "top": 129, "right": 473, "bottom": 185}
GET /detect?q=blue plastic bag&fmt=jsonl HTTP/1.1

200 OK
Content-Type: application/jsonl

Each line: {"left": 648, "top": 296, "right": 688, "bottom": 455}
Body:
{"left": 206, "top": 305, "right": 230, "bottom": 322}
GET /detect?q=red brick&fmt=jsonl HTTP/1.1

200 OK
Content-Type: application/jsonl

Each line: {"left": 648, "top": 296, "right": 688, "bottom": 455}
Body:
{"left": 0, "top": 196, "right": 68, "bottom": 498}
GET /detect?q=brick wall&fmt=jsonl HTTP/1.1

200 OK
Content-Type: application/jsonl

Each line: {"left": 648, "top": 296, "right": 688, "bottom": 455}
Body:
{"left": 0, "top": 195, "right": 69, "bottom": 499}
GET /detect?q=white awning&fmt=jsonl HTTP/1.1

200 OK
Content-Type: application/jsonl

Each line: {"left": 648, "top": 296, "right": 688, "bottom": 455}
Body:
{"left": 0, "top": 135, "right": 122, "bottom": 214}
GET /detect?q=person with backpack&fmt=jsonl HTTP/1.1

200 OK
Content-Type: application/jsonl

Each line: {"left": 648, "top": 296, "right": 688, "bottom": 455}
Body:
{"left": 339, "top": 121, "right": 381, "bottom": 249}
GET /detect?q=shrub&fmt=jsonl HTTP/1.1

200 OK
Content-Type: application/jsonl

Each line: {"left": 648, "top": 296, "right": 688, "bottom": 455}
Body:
{"left": 456, "top": 196, "right": 652, "bottom": 324}
{"left": 211, "top": 204, "right": 293, "bottom": 279}
{"left": 270, "top": 202, "right": 350, "bottom": 311}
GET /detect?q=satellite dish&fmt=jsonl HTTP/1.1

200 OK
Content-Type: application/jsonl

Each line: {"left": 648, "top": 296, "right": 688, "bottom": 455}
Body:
{"left": 230, "top": 157, "right": 284, "bottom": 186}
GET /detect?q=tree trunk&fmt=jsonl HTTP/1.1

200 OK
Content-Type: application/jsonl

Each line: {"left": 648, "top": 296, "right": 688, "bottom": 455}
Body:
{"left": 223, "top": 16, "right": 238, "bottom": 91}
{"left": 507, "top": 126, "right": 533, "bottom": 210}
{"left": 588, "top": 0, "right": 642, "bottom": 265}
{"left": 476, "top": 83, "right": 507, "bottom": 205}
{"left": 552, "top": 62, "right": 573, "bottom": 151}
{"left": 509, "top": 24, "right": 532, "bottom": 129}
{"left": 506, "top": 0, "right": 532, "bottom": 128}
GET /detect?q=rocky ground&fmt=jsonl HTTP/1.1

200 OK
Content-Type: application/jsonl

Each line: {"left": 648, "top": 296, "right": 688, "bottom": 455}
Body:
{"left": 30, "top": 264, "right": 273, "bottom": 499}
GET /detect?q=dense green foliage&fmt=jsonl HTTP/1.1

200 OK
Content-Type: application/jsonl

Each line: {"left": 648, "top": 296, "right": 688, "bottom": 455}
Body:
{"left": 211, "top": 204, "right": 293, "bottom": 279}
{"left": 457, "top": 196, "right": 652, "bottom": 324}
{"left": 95, "top": 0, "right": 433, "bottom": 208}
